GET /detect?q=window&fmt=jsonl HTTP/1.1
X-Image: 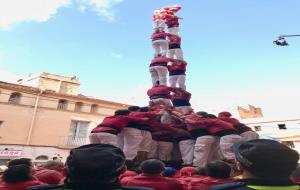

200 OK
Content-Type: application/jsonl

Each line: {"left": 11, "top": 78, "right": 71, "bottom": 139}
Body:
{"left": 278, "top": 124, "right": 287, "bottom": 130}
{"left": 8, "top": 92, "right": 21, "bottom": 104}
{"left": 57, "top": 99, "right": 68, "bottom": 110}
{"left": 67, "top": 120, "right": 89, "bottom": 146}
{"left": 282, "top": 141, "right": 295, "bottom": 148}
{"left": 75, "top": 102, "right": 83, "bottom": 112}
{"left": 254, "top": 126, "right": 262, "bottom": 131}
{"left": 91, "top": 104, "right": 98, "bottom": 114}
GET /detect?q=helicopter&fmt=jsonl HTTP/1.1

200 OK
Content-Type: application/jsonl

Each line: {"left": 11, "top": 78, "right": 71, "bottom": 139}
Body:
{"left": 273, "top": 35, "right": 300, "bottom": 46}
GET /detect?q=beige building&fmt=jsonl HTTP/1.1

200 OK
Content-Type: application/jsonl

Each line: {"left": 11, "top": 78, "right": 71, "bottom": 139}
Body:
{"left": 0, "top": 73, "right": 128, "bottom": 164}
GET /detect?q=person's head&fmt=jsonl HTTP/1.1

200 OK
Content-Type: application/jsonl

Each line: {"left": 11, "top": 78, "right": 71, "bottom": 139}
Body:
{"left": 114, "top": 109, "right": 130, "bottom": 116}
{"left": 206, "top": 114, "right": 217, "bottom": 119}
{"left": 43, "top": 160, "right": 64, "bottom": 172}
{"left": 195, "top": 166, "right": 207, "bottom": 176}
{"left": 140, "top": 107, "right": 149, "bottom": 112}
{"left": 8, "top": 158, "right": 32, "bottom": 168}
{"left": 2, "top": 164, "right": 32, "bottom": 183}
{"left": 128, "top": 106, "right": 140, "bottom": 112}
{"left": 233, "top": 139, "right": 299, "bottom": 180}
{"left": 125, "top": 160, "right": 136, "bottom": 172}
{"left": 196, "top": 111, "right": 208, "bottom": 118}
{"left": 218, "top": 111, "right": 232, "bottom": 118}
{"left": 206, "top": 160, "right": 231, "bottom": 179}
{"left": 162, "top": 167, "right": 176, "bottom": 177}
{"left": 140, "top": 159, "right": 165, "bottom": 175}
{"left": 66, "top": 144, "right": 126, "bottom": 188}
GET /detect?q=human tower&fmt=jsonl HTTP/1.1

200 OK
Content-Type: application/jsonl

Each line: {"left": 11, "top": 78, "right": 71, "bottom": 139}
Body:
{"left": 90, "top": 5, "right": 259, "bottom": 167}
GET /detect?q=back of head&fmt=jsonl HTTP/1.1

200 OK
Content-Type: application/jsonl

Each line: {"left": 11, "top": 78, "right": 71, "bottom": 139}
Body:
{"left": 140, "top": 106, "right": 149, "bottom": 112}
{"left": 8, "top": 158, "right": 32, "bottom": 167}
{"left": 195, "top": 166, "right": 207, "bottom": 176}
{"left": 218, "top": 112, "right": 232, "bottom": 118}
{"left": 128, "top": 106, "right": 140, "bottom": 112}
{"left": 196, "top": 111, "right": 208, "bottom": 118}
{"left": 233, "top": 139, "right": 299, "bottom": 180}
{"left": 3, "top": 164, "right": 32, "bottom": 183}
{"left": 206, "top": 160, "right": 231, "bottom": 179}
{"left": 140, "top": 159, "right": 165, "bottom": 175}
{"left": 66, "top": 144, "right": 126, "bottom": 188}
{"left": 114, "top": 109, "right": 130, "bottom": 116}
{"left": 206, "top": 114, "right": 217, "bottom": 119}
{"left": 43, "top": 160, "right": 64, "bottom": 171}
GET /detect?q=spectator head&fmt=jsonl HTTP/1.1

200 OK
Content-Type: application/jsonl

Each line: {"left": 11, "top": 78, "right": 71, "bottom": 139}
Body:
{"left": 114, "top": 109, "right": 130, "bottom": 116}
{"left": 140, "top": 159, "right": 165, "bottom": 175}
{"left": 218, "top": 111, "right": 232, "bottom": 118}
{"left": 140, "top": 107, "right": 149, "bottom": 112}
{"left": 292, "top": 164, "right": 300, "bottom": 180}
{"left": 195, "top": 166, "right": 207, "bottom": 176}
{"left": 206, "top": 114, "right": 217, "bottom": 119}
{"left": 162, "top": 167, "right": 176, "bottom": 177}
{"left": 43, "top": 160, "right": 64, "bottom": 172}
{"left": 196, "top": 111, "right": 208, "bottom": 118}
{"left": 125, "top": 160, "right": 136, "bottom": 172}
{"left": 2, "top": 164, "right": 32, "bottom": 183}
{"left": 180, "top": 166, "right": 197, "bottom": 177}
{"left": 128, "top": 106, "right": 140, "bottom": 112}
{"left": 8, "top": 158, "right": 32, "bottom": 167}
{"left": 66, "top": 144, "right": 126, "bottom": 188}
{"left": 233, "top": 139, "right": 299, "bottom": 180}
{"left": 206, "top": 160, "right": 231, "bottom": 179}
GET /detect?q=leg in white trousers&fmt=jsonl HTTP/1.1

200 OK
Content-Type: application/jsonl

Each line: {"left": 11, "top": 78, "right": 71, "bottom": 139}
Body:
{"left": 150, "top": 98, "right": 172, "bottom": 107}
{"left": 220, "top": 134, "right": 242, "bottom": 160}
{"left": 158, "top": 141, "right": 173, "bottom": 161}
{"left": 168, "top": 27, "right": 179, "bottom": 35}
{"left": 152, "top": 40, "right": 169, "bottom": 57}
{"left": 149, "top": 66, "right": 168, "bottom": 86}
{"left": 169, "top": 75, "right": 186, "bottom": 90}
{"left": 179, "top": 139, "right": 195, "bottom": 165}
{"left": 117, "top": 132, "right": 124, "bottom": 150}
{"left": 153, "top": 20, "right": 165, "bottom": 31}
{"left": 122, "top": 128, "right": 144, "bottom": 160}
{"left": 148, "top": 140, "right": 158, "bottom": 158}
{"left": 168, "top": 48, "right": 184, "bottom": 60}
{"left": 175, "top": 106, "right": 192, "bottom": 115}
{"left": 193, "top": 135, "right": 216, "bottom": 167}
{"left": 89, "top": 133, "right": 118, "bottom": 147}
{"left": 240, "top": 131, "right": 259, "bottom": 142}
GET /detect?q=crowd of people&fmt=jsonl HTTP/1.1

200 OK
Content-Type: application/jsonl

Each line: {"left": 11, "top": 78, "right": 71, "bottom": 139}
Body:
{"left": 1, "top": 140, "right": 300, "bottom": 190}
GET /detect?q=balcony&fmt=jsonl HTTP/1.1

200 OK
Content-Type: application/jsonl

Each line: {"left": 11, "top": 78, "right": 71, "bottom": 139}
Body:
{"left": 58, "top": 136, "right": 89, "bottom": 148}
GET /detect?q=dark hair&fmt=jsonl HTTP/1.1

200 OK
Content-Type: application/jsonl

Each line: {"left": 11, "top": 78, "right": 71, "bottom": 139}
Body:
{"left": 196, "top": 111, "right": 208, "bottom": 117}
{"left": 114, "top": 109, "right": 130, "bottom": 116}
{"left": 140, "top": 107, "right": 149, "bottom": 112}
{"left": 128, "top": 106, "right": 140, "bottom": 112}
{"left": 2, "top": 164, "right": 32, "bottom": 183}
{"left": 8, "top": 158, "right": 31, "bottom": 167}
{"left": 140, "top": 159, "right": 165, "bottom": 174}
{"left": 125, "top": 160, "right": 137, "bottom": 172}
{"left": 195, "top": 166, "right": 207, "bottom": 176}
{"left": 206, "top": 114, "right": 217, "bottom": 119}
{"left": 206, "top": 160, "right": 231, "bottom": 179}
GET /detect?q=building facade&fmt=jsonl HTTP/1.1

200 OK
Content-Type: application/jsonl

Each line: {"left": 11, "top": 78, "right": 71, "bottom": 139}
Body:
{"left": 0, "top": 73, "right": 128, "bottom": 164}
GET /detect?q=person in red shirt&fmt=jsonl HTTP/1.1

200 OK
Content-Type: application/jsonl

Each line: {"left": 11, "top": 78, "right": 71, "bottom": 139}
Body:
{"left": 218, "top": 111, "right": 259, "bottom": 142}
{"left": 163, "top": 5, "right": 182, "bottom": 35}
{"left": 147, "top": 83, "right": 172, "bottom": 107}
{"left": 34, "top": 168, "right": 64, "bottom": 185}
{"left": 152, "top": 9, "right": 166, "bottom": 32}
{"left": 167, "top": 59, "right": 187, "bottom": 90}
{"left": 121, "top": 159, "right": 184, "bottom": 190}
{"left": 189, "top": 160, "right": 235, "bottom": 190}
{"left": 151, "top": 30, "right": 169, "bottom": 57}
{"left": 0, "top": 160, "right": 45, "bottom": 190}
{"left": 167, "top": 33, "right": 183, "bottom": 60}
{"left": 170, "top": 87, "right": 192, "bottom": 114}
{"left": 149, "top": 56, "right": 170, "bottom": 86}
{"left": 89, "top": 109, "right": 148, "bottom": 148}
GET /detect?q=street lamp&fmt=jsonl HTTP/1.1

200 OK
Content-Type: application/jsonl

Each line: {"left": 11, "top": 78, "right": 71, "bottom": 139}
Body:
{"left": 273, "top": 35, "right": 300, "bottom": 46}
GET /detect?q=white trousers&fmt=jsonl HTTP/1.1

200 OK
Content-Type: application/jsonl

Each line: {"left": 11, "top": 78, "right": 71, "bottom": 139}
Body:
{"left": 169, "top": 75, "right": 186, "bottom": 90}
{"left": 148, "top": 140, "right": 173, "bottom": 161}
{"left": 168, "top": 48, "right": 184, "bottom": 60}
{"left": 150, "top": 98, "right": 172, "bottom": 107}
{"left": 179, "top": 139, "right": 195, "bottom": 165}
{"left": 193, "top": 135, "right": 217, "bottom": 167}
{"left": 89, "top": 133, "right": 118, "bottom": 147}
{"left": 153, "top": 20, "right": 165, "bottom": 30}
{"left": 122, "top": 128, "right": 152, "bottom": 160}
{"left": 219, "top": 134, "right": 242, "bottom": 160}
{"left": 152, "top": 40, "right": 168, "bottom": 57}
{"left": 240, "top": 131, "right": 259, "bottom": 142}
{"left": 149, "top": 66, "right": 168, "bottom": 86}
{"left": 168, "top": 27, "right": 179, "bottom": 35}
{"left": 175, "top": 106, "right": 192, "bottom": 115}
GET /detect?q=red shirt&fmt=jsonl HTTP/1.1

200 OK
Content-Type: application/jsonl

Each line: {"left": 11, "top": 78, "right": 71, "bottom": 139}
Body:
{"left": 189, "top": 176, "right": 235, "bottom": 190}
{"left": 0, "top": 179, "right": 45, "bottom": 190}
{"left": 219, "top": 117, "right": 253, "bottom": 133}
{"left": 165, "top": 15, "right": 180, "bottom": 27}
{"left": 34, "top": 169, "right": 64, "bottom": 185}
{"left": 122, "top": 174, "right": 184, "bottom": 190}
{"left": 150, "top": 57, "right": 170, "bottom": 67}
{"left": 170, "top": 88, "right": 191, "bottom": 101}
{"left": 147, "top": 85, "right": 172, "bottom": 99}
{"left": 151, "top": 32, "right": 169, "bottom": 40}
{"left": 168, "top": 34, "right": 181, "bottom": 45}
{"left": 91, "top": 115, "right": 146, "bottom": 133}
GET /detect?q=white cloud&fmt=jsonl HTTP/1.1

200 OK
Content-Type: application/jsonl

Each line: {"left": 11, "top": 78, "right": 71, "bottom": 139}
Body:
{"left": 110, "top": 52, "right": 122, "bottom": 59}
{"left": 0, "top": 69, "right": 21, "bottom": 83}
{"left": 0, "top": 0, "right": 70, "bottom": 29}
{"left": 79, "top": 5, "right": 87, "bottom": 13}
{"left": 80, "top": 0, "right": 124, "bottom": 22}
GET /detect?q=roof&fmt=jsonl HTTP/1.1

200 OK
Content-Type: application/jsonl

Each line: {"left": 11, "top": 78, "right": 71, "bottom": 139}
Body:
{"left": 0, "top": 81, "right": 129, "bottom": 108}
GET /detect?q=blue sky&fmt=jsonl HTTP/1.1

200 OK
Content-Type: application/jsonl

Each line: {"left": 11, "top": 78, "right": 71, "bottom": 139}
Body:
{"left": 0, "top": 0, "right": 300, "bottom": 118}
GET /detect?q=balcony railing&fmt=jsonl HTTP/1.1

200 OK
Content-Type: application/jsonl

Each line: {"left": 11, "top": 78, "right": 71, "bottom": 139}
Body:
{"left": 58, "top": 136, "right": 89, "bottom": 148}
